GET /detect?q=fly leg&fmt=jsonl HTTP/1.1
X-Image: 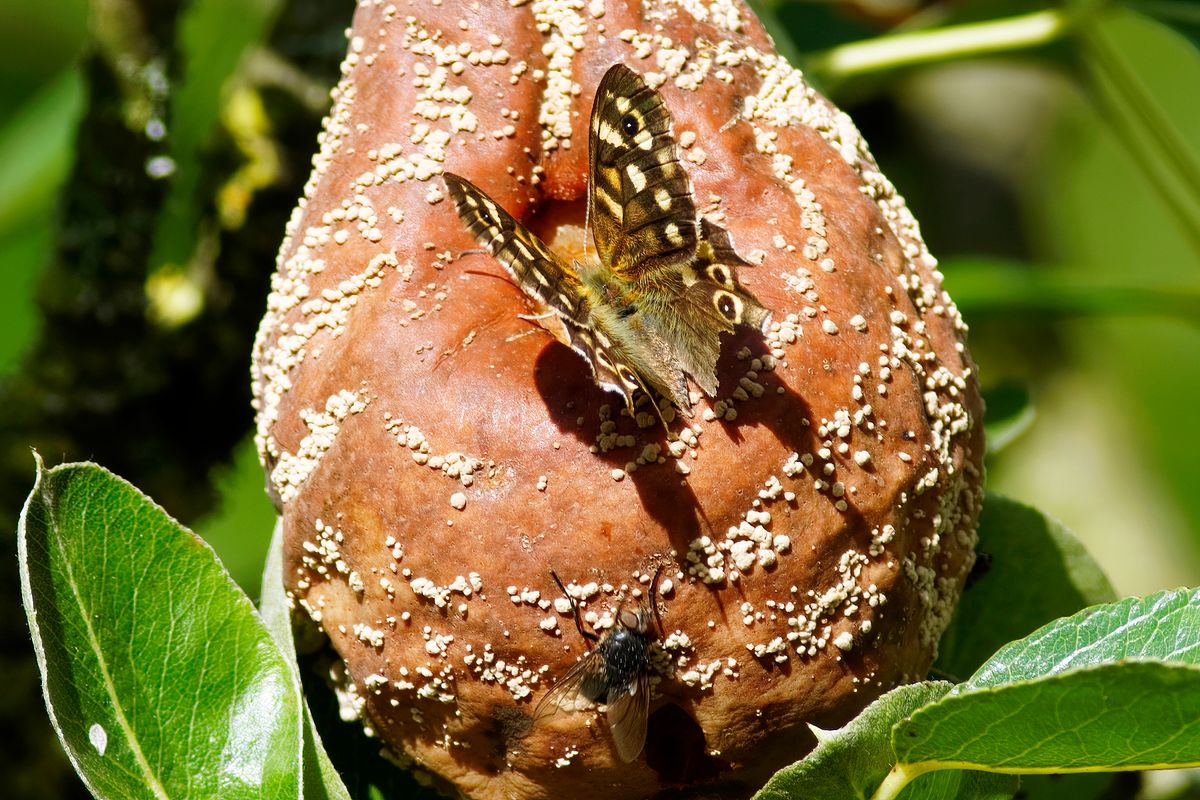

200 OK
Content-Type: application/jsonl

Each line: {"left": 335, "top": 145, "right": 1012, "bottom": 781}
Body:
{"left": 647, "top": 564, "right": 665, "bottom": 638}
{"left": 550, "top": 569, "right": 599, "bottom": 650}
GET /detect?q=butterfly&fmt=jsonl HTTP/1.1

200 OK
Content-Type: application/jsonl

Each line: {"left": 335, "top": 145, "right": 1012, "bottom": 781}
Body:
{"left": 443, "top": 64, "right": 770, "bottom": 417}
{"left": 534, "top": 568, "right": 665, "bottom": 762}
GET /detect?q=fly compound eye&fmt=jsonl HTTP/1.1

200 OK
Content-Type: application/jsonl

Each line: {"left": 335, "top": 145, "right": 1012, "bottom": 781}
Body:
{"left": 621, "top": 114, "right": 639, "bottom": 136}
{"left": 619, "top": 609, "right": 641, "bottom": 630}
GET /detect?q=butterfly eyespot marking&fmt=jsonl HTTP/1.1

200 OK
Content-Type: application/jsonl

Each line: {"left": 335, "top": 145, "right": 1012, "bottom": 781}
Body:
{"left": 707, "top": 265, "right": 732, "bottom": 287}
{"left": 617, "top": 303, "right": 637, "bottom": 319}
{"left": 715, "top": 291, "right": 743, "bottom": 322}
{"left": 621, "top": 114, "right": 640, "bottom": 135}
{"left": 619, "top": 368, "right": 640, "bottom": 388}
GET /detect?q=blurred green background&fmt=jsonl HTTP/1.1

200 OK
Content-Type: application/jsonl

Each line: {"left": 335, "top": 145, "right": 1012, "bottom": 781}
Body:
{"left": 3, "top": 0, "right": 1199, "bottom": 798}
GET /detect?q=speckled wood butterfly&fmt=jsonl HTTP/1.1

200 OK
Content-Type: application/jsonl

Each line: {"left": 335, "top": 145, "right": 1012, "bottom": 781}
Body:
{"left": 444, "top": 64, "right": 770, "bottom": 416}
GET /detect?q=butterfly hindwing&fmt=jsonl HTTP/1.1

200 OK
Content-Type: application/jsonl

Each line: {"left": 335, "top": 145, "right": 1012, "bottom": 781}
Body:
{"left": 445, "top": 64, "right": 774, "bottom": 418}
{"left": 588, "top": 65, "right": 698, "bottom": 281}
{"left": 558, "top": 313, "right": 655, "bottom": 414}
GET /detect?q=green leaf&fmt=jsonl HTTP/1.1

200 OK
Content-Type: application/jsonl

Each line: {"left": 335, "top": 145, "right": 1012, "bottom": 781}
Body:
{"left": 150, "top": 0, "right": 282, "bottom": 270}
{"left": 966, "top": 587, "right": 1200, "bottom": 688}
{"left": 935, "top": 495, "right": 1116, "bottom": 681}
{"left": 0, "top": 68, "right": 86, "bottom": 372}
{"left": 753, "top": 683, "right": 1017, "bottom": 800}
{"left": 981, "top": 383, "right": 1035, "bottom": 455}
{"left": 895, "top": 662, "right": 1200, "bottom": 772}
{"left": 898, "top": 589, "right": 1200, "bottom": 775}
{"left": 939, "top": 256, "right": 1200, "bottom": 324}
{"left": 754, "top": 683, "right": 952, "bottom": 800}
{"left": 18, "top": 456, "right": 302, "bottom": 799}
{"left": 261, "top": 521, "right": 352, "bottom": 800}
{"left": 0, "top": 67, "right": 85, "bottom": 236}
{"left": 1126, "top": 0, "right": 1200, "bottom": 53}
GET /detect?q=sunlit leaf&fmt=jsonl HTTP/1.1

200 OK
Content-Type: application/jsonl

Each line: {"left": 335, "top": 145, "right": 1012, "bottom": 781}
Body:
{"left": 896, "top": 662, "right": 1200, "bottom": 772}
{"left": 18, "top": 456, "right": 302, "bottom": 799}
{"left": 753, "top": 682, "right": 1017, "bottom": 800}
{"left": 898, "top": 589, "right": 1200, "bottom": 773}
{"left": 966, "top": 587, "right": 1200, "bottom": 687}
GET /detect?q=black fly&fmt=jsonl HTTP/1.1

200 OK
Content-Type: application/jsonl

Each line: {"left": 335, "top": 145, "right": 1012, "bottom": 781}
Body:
{"left": 534, "top": 567, "right": 665, "bottom": 762}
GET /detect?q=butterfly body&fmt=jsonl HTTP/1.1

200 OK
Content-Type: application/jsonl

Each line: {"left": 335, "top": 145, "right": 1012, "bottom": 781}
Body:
{"left": 445, "top": 64, "right": 770, "bottom": 416}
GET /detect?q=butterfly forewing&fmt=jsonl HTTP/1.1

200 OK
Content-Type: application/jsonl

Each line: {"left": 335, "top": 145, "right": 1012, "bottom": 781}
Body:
{"left": 444, "top": 173, "right": 584, "bottom": 311}
{"left": 445, "top": 64, "right": 774, "bottom": 417}
{"left": 445, "top": 173, "right": 652, "bottom": 411}
{"left": 588, "top": 65, "right": 698, "bottom": 280}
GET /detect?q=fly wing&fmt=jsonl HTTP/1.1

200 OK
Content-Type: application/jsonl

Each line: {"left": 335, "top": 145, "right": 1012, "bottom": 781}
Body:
{"left": 605, "top": 672, "right": 651, "bottom": 762}
{"left": 588, "top": 65, "right": 697, "bottom": 282}
{"left": 533, "top": 650, "right": 606, "bottom": 720}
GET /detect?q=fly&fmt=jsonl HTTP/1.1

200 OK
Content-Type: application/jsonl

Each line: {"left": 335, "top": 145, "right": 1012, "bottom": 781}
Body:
{"left": 535, "top": 567, "right": 665, "bottom": 762}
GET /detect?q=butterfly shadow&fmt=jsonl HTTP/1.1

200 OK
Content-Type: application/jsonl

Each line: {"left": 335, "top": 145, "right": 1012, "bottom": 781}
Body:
{"left": 531, "top": 331, "right": 873, "bottom": 566}
{"left": 705, "top": 330, "right": 875, "bottom": 559}
{"left": 532, "top": 341, "right": 710, "bottom": 551}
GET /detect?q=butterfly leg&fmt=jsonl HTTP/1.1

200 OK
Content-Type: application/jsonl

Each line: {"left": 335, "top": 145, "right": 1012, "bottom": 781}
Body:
{"left": 517, "top": 311, "right": 558, "bottom": 323}
{"left": 504, "top": 327, "right": 549, "bottom": 344}
{"left": 550, "top": 569, "right": 599, "bottom": 649}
